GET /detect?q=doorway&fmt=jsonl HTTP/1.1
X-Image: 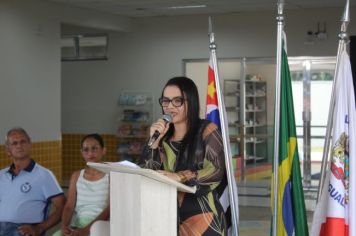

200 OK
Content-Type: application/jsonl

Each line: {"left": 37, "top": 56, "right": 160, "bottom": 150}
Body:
{"left": 288, "top": 57, "right": 336, "bottom": 195}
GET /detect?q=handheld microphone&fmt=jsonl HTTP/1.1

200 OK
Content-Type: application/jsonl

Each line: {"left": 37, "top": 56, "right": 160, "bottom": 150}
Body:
{"left": 148, "top": 113, "right": 172, "bottom": 147}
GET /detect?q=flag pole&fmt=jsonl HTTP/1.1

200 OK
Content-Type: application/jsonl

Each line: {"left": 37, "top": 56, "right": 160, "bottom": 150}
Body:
{"left": 208, "top": 16, "right": 239, "bottom": 236}
{"left": 272, "top": 1, "right": 284, "bottom": 235}
{"left": 317, "top": 0, "right": 350, "bottom": 201}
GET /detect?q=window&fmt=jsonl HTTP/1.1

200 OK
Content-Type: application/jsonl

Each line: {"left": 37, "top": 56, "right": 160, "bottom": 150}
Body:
{"left": 61, "top": 34, "right": 108, "bottom": 61}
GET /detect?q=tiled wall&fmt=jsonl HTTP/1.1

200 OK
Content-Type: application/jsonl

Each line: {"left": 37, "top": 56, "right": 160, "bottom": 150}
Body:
{"left": 62, "top": 134, "right": 120, "bottom": 185}
{"left": 0, "top": 146, "right": 8, "bottom": 167}
{"left": 0, "top": 141, "right": 62, "bottom": 184}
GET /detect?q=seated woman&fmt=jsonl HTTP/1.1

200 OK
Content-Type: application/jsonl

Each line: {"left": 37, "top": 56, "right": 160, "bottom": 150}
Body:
{"left": 54, "top": 133, "right": 109, "bottom": 236}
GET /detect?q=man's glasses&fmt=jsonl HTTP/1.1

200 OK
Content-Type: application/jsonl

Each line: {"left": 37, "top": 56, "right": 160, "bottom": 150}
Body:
{"left": 159, "top": 96, "right": 185, "bottom": 107}
{"left": 82, "top": 146, "right": 100, "bottom": 153}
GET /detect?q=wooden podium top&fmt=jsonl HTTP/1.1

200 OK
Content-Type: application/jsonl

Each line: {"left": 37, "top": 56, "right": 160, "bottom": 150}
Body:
{"left": 87, "top": 162, "right": 196, "bottom": 193}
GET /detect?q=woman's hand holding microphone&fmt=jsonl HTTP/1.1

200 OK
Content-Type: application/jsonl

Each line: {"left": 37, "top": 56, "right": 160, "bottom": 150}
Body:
{"left": 147, "top": 114, "right": 172, "bottom": 149}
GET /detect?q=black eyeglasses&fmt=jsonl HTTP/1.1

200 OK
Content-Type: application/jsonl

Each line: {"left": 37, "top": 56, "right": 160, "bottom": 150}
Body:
{"left": 159, "top": 96, "right": 186, "bottom": 107}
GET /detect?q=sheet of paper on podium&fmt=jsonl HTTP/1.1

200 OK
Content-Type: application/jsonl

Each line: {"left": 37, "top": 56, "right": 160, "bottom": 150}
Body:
{"left": 87, "top": 161, "right": 196, "bottom": 193}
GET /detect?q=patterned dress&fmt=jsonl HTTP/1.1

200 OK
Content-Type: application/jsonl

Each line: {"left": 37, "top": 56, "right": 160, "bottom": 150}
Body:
{"left": 140, "top": 119, "right": 227, "bottom": 236}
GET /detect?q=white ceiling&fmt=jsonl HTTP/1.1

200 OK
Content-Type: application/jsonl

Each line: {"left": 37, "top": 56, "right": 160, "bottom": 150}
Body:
{"left": 49, "top": 0, "right": 355, "bottom": 18}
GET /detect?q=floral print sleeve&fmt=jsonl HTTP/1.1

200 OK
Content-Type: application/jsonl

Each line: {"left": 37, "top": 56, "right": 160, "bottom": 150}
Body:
{"left": 139, "top": 146, "right": 162, "bottom": 170}
{"left": 189, "top": 123, "right": 226, "bottom": 195}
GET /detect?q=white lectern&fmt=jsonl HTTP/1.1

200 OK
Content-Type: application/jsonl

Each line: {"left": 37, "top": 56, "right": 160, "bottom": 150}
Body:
{"left": 88, "top": 162, "right": 196, "bottom": 236}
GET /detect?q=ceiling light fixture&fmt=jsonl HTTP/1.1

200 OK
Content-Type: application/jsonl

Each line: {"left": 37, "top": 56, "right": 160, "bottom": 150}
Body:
{"left": 166, "top": 5, "right": 207, "bottom": 10}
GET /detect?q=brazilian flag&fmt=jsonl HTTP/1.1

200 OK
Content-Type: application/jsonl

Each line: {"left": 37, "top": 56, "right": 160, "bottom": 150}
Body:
{"left": 271, "top": 45, "right": 309, "bottom": 236}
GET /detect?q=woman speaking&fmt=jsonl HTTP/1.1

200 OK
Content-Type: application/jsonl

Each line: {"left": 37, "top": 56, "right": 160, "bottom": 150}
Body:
{"left": 140, "top": 76, "right": 227, "bottom": 236}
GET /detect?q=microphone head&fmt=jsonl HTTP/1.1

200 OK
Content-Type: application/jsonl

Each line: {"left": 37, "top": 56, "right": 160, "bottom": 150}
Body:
{"left": 162, "top": 113, "right": 173, "bottom": 123}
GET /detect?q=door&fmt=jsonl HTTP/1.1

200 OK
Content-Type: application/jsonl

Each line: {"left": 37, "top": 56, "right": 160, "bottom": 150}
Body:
{"left": 288, "top": 57, "right": 336, "bottom": 189}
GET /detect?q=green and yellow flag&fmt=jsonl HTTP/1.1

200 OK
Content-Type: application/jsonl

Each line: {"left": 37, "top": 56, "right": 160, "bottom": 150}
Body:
{"left": 271, "top": 45, "right": 309, "bottom": 236}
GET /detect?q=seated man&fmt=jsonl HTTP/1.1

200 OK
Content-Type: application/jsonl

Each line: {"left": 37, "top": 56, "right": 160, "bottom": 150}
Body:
{"left": 0, "top": 127, "right": 65, "bottom": 236}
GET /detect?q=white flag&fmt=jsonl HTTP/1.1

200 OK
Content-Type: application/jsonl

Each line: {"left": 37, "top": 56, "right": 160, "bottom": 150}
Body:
{"left": 311, "top": 48, "right": 356, "bottom": 236}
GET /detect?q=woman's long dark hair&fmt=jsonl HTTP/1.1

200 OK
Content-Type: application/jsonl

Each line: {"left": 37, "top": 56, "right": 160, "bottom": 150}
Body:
{"left": 161, "top": 76, "right": 200, "bottom": 170}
